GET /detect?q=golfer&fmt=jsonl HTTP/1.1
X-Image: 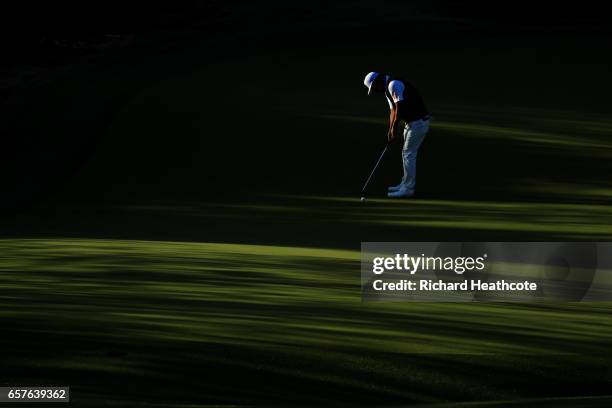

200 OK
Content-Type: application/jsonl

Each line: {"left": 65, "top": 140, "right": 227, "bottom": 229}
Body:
{"left": 364, "top": 72, "right": 431, "bottom": 198}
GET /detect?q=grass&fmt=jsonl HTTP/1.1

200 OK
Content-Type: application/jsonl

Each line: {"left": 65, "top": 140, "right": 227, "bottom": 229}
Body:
{"left": 2, "top": 18, "right": 612, "bottom": 407}
{"left": 1, "top": 238, "right": 611, "bottom": 406}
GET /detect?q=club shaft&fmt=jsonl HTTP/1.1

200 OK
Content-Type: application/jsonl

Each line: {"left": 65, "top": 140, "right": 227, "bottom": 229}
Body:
{"left": 361, "top": 144, "right": 389, "bottom": 194}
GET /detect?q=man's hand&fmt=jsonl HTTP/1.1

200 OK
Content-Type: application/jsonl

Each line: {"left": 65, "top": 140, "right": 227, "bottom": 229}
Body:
{"left": 387, "top": 129, "right": 395, "bottom": 141}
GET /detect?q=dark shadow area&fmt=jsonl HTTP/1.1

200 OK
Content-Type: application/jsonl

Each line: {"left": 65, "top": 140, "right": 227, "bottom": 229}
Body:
{"left": 2, "top": 2, "right": 612, "bottom": 407}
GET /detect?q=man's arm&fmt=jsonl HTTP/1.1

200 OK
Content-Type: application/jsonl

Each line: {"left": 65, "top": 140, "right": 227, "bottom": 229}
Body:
{"left": 388, "top": 102, "right": 399, "bottom": 141}
{"left": 387, "top": 80, "right": 406, "bottom": 141}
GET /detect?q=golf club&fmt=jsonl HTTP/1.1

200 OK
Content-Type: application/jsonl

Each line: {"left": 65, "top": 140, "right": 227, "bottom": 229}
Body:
{"left": 361, "top": 141, "right": 390, "bottom": 201}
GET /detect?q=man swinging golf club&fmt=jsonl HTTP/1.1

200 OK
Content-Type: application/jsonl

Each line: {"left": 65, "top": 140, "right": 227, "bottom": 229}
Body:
{"left": 364, "top": 71, "right": 431, "bottom": 198}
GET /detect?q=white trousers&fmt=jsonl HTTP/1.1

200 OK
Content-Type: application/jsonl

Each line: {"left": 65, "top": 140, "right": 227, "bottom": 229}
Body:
{"left": 400, "top": 118, "right": 430, "bottom": 192}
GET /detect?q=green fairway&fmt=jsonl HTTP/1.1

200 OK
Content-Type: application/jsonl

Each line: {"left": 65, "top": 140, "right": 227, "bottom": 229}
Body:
{"left": 2, "top": 11, "right": 612, "bottom": 407}
{"left": 1, "top": 238, "right": 611, "bottom": 405}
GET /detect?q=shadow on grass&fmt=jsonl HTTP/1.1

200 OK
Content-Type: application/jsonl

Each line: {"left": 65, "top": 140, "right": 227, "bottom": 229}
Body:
{"left": 1, "top": 238, "right": 611, "bottom": 405}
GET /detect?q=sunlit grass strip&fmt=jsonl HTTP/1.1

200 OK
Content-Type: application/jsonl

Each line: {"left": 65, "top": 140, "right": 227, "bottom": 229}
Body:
{"left": 264, "top": 196, "right": 612, "bottom": 238}
{"left": 319, "top": 113, "right": 612, "bottom": 154}
{"left": 1, "top": 238, "right": 612, "bottom": 357}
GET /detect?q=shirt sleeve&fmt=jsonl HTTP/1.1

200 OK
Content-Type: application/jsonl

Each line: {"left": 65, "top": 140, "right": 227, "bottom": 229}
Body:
{"left": 388, "top": 80, "right": 405, "bottom": 103}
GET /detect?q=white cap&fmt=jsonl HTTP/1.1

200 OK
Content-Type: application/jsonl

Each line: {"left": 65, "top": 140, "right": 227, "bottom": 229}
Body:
{"left": 364, "top": 71, "right": 379, "bottom": 95}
